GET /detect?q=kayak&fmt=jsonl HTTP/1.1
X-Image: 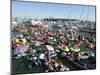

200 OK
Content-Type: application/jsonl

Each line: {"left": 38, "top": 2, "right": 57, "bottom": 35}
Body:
{"left": 61, "top": 46, "right": 70, "bottom": 52}
{"left": 70, "top": 47, "right": 80, "bottom": 52}
{"left": 69, "top": 36, "right": 74, "bottom": 41}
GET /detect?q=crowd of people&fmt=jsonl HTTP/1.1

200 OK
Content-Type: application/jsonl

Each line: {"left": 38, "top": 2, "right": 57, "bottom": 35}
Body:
{"left": 12, "top": 25, "right": 96, "bottom": 72}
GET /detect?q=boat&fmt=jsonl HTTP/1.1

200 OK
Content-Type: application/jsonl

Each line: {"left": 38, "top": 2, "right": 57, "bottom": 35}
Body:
{"left": 78, "top": 51, "right": 95, "bottom": 60}
{"left": 45, "top": 45, "right": 57, "bottom": 60}
{"left": 69, "top": 47, "right": 80, "bottom": 52}
{"left": 66, "top": 50, "right": 95, "bottom": 70}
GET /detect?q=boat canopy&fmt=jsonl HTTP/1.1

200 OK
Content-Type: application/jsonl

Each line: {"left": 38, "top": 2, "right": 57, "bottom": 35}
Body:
{"left": 46, "top": 45, "right": 54, "bottom": 51}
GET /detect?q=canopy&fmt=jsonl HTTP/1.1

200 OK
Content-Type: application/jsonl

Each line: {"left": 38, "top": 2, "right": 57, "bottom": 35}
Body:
{"left": 46, "top": 45, "right": 54, "bottom": 51}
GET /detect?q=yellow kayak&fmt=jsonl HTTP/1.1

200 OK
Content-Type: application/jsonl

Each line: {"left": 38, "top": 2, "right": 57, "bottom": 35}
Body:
{"left": 48, "top": 41, "right": 53, "bottom": 44}
{"left": 69, "top": 36, "right": 74, "bottom": 41}
{"left": 70, "top": 47, "right": 80, "bottom": 52}
{"left": 15, "top": 39, "right": 20, "bottom": 43}
{"left": 74, "top": 47, "right": 80, "bottom": 52}
{"left": 60, "top": 46, "right": 70, "bottom": 52}
{"left": 15, "top": 38, "right": 27, "bottom": 44}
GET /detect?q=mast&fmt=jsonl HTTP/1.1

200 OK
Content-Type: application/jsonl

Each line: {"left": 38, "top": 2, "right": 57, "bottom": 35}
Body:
{"left": 78, "top": 6, "right": 85, "bottom": 24}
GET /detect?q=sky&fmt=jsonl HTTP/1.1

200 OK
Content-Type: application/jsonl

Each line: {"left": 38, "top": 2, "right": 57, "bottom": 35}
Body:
{"left": 12, "top": 1, "right": 96, "bottom": 21}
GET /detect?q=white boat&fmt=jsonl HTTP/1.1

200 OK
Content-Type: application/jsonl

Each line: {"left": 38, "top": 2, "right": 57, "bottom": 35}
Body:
{"left": 78, "top": 51, "right": 95, "bottom": 60}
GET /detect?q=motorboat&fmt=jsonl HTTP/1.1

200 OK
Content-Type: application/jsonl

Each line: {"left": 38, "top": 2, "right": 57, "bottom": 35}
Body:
{"left": 78, "top": 51, "right": 95, "bottom": 60}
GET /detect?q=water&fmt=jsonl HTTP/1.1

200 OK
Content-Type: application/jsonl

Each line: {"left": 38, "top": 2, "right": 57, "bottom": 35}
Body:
{"left": 12, "top": 30, "right": 96, "bottom": 74}
{"left": 12, "top": 56, "right": 82, "bottom": 74}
